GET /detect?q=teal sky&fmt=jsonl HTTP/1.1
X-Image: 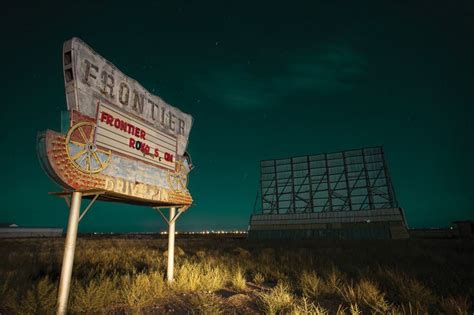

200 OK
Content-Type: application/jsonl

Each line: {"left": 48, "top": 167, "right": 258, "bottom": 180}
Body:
{"left": 0, "top": 1, "right": 473, "bottom": 232}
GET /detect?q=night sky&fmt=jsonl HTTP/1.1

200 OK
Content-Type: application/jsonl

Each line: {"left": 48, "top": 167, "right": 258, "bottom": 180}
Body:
{"left": 1, "top": 1, "right": 473, "bottom": 232}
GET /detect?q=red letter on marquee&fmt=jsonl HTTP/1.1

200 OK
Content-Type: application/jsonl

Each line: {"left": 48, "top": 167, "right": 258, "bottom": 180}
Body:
{"left": 164, "top": 153, "right": 174, "bottom": 162}
{"left": 129, "top": 138, "right": 135, "bottom": 148}
{"left": 106, "top": 114, "right": 114, "bottom": 126}
{"left": 100, "top": 112, "right": 108, "bottom": 123}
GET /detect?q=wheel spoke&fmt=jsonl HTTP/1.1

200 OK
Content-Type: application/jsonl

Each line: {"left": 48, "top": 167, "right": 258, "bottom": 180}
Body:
{"left": 89, "top": 126, "right": 95, "bottom": 143}
{"left": 78, "top": 127, "right": 88, "bottom": 143}
{"left": 71, "top": 150, "right": 87, "bottom": 161}
{"left": 86, "top": 154, "right": 91, "bottom": 172}
{"left": 70, "top": 140, "right": 86, "bottom": 147}
{"left": 177, "top": 178, "right": 185, "bottom": 191}
{"left": 67, "top": 122, "right": 110, "bottom": 174}
{"left": 97, "top": 148, "right": 111, "bottom": 155}
{"left": 92, "top": 151, "right": 104, "bottom": 169}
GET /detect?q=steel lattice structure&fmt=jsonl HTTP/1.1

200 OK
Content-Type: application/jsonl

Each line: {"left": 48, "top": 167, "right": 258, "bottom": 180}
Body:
{"left": 258, "top": 146, "right": 397, "bottom": 215}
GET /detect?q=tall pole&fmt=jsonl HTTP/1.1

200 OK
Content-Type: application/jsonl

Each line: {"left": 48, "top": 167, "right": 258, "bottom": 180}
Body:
{"left": 57, "top": 191, "right": 82, "bottom": 315}
{"left": 167, "top": 207, "right": 176, "bottom": 282}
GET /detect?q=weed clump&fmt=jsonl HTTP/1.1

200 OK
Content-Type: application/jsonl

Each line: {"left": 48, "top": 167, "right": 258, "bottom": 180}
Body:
{"left": 188, "top": 292, "right": 224, "bottom": 314}
{"left": 338, "top": 279, "right": 391, "bottom": 313}
{"left": 253, "top": 272, "right": 265, "bottom": 285}
{"left": 258, "top": 282, "right": 294, "bottom": 315}
{"left": 173, "top": 260, "right": 228, "bottom": 292}
{"left": 440, "top": 295, "right": 471, "bottom": 315}
{"left": 21, "top": 277, "right": 57, "bottom": 314}
{"left": 291, "top": 297, "right": 328, "bottom": 315}
{"left": 300, "top": 270, "right": 324, "bottom": 298}
{"left": 121, "top": 271, "right": 166, "bottom": 309}
{"left": 231, "top": 266, "right": 247, "bottom": 291}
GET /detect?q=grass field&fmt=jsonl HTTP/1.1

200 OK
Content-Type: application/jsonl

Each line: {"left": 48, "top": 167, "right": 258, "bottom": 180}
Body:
{"left": 1, "top": 236, "right": 473, "bottom": 314}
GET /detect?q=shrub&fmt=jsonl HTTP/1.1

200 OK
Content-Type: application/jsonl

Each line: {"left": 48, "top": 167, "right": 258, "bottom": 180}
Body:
{"left": 231, "top": 267, "right": 247, "bottom": 291}
{"left": 173, "top": 261, "right": 228, "bottom": 292}
{"left": 260, "top": 248, "right": 275, "bottom": 262}
{"left": 253, "top": 272, "right": 265, "bottom": 285}
{"left": 291, "top": 297, "right": 328, "bottom": 315}
{"left": 195, "top": 250, "right": 206, "bottom": 258}
{"left": 188, "top": 292, "right": 224, "bottom": 314}
{"left": 382, "top": 269, "right": 436, "bottom": 310}
{"left": 339, "top": 281, "right": 358, "bottom": 305}
{"left": 440, "top": 295, "right": 471, "bottom": 315}
{"left": 349, "top": 303, "right": 362, "bottom": 315}
{"left": 70, "top": 276, "right": 120, "bottom": 313}
{"left": 338, "top": 279, "right": 391, "bottom": 314}
{"left": 325, "top": 268, "right": 345, "bottom": 294}
{"left": 300, "top": 271, "right": 324, "bottom": 298}
{"left": 17, "top": 277, "right": 57, "bottom": 315}
{"left": 121, "top": 271, "right": 166, "bottom": 309}
{"left": 258, "top": 282, "right": 294, "bottom": 315}
{"left": 163, "top": 246, "right": 185, "bottom": 258}
{"left": 357, "top": 279, "right": 391, "bottom": 314}
{"left": 233, "top": 247, "right": 251, "bottom": 259}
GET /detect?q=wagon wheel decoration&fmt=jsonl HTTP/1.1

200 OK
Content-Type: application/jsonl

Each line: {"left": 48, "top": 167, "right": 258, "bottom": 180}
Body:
{"left": 65, "top": 121, "right": 111, "bottom": 174}
{"left": 167, "top": 160, "right": 188, "bottom": 193}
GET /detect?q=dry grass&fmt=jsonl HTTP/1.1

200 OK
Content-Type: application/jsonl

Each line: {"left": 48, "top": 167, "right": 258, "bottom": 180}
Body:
{"left": 20, "top": 276, "right": 57, "bottom": 314}
{"left": 172, "top": 260, "right": 228, "bottom": 292}
{"left": 188, "top": 292, "right": 224, "bottom": 314}
{"left": 440, "top": 295, "right": 472, "bottom": 315}
{"left": 291, "top": 297, "right": 328, "bottom": 315}
{"left": 253, "top": 272, "right": 265, "bottom": 285}
{"left": 380, "top": 268, "right": 436, "bottom": 313}
{"left": 0, "top": 237, "right": 472, "bottom": 314}
{"left": 325, "top": 267, "right": 345, "bottom": 294}
{"left": 300, "top": 270, "right": 325, "bottom": 298}
{"left": 356, "top": 279, "right": 391, "bottom": 313}
{"left": 122, "top": 271, "right": 166, "bottom": 309}
{"left": 258, "top": 282, "right": 294, "bottom": 315}
{"left": 338, "top": 279, "right": 391, "bottom": 313}
{"left": 70, "top": 276, "right": 120, "bottom": 313}
{"left": 231, "top": 266, "right": 247, "bottom": 291}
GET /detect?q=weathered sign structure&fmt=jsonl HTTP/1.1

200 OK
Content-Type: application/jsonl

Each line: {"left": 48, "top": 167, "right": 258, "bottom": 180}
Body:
{"left": 39, "top": 38, "right": 193, "bottom": 206}
{"left": 248, "top": 146, "right": 409, "bottom": 240}
{"left": 37, "top": 38, "right": 193, "bottom": 315}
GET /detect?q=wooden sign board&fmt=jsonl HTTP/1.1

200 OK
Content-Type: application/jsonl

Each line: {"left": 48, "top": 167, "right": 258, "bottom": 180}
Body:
{"left": 37, "top": 38, "right": 193, "bottom": 207}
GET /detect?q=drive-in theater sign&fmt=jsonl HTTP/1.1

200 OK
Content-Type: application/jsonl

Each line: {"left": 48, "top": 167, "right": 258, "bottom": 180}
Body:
{"left": 37, "top": 38, "right": 193, "bottom": 315}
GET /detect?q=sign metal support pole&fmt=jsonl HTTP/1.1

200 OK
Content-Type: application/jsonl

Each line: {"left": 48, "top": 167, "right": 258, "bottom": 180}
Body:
{"left": 167, "top": 207, "right": 176, "bottom": 282}
{"left": 155, "top": 206, "right": 186, "bottom": 283}
{"left": 56, "top": 191, "right": 82, "bottom": 315}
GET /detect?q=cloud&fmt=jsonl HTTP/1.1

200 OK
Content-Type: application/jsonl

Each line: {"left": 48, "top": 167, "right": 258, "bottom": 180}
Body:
{"left": 195, "top": 43, "right": 368, "bottom": 110}
{"left": 277, "top": 43, "right": 368, "bottom": 93}
{"left": 196, "top": 65, "right": 278, "bottom": 110}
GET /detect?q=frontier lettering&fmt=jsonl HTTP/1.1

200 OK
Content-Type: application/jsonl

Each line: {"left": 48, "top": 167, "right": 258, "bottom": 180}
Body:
{"left": 83, "top": 59, "right": 186, "bottom": 136}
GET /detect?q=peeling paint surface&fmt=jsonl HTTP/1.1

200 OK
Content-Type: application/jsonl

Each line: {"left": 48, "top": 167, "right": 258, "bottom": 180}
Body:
{"left": 63, "top": 37, "right": 193, "bottom": 156}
